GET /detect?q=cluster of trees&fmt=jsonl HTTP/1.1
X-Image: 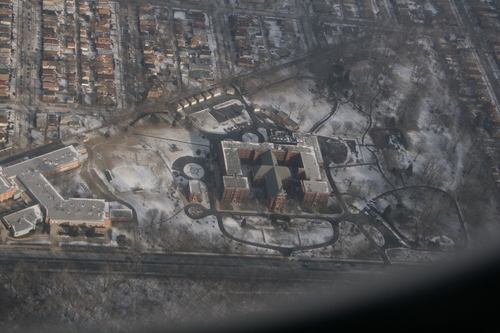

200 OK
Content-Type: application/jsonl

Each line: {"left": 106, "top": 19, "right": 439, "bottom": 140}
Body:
{"left": 0, "top": 261, "right": 311, "bottom": 331}
{"left": 305, "top": 26, "right": 500, "bottom": 247}
{"left": 379, "top": 187, "right": 464, "bottom": 248}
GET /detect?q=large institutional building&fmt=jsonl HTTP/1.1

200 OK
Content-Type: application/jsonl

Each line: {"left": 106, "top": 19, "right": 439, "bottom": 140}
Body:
{"left": 0, "top": 145, "right": 123, "bottom": 237}
{"left": 219, "top": 133, "right": 330, "bottom": 211}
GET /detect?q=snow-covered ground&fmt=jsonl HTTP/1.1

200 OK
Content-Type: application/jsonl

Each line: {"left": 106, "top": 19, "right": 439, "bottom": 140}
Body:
{"left": 370, "top": 187, "right": 464, "bottom": 249}
{"left": 6, "top": 240, "right": 51, "bottom": 245}
{"left": 375, "top": 37, "right": 464, "bottom": 192}
{"left": 63, "top": 115, "right": 106, "bottom": 136}
{"left": 333, "top": 164, "right": 386, "bottom": 200}
{"left": 363, "top": 225, "right": 385, "bottom": 247}
{"left": 296, "top": 219, "right": 334, "bottom": 246}
{"left": 222, "top": 216, "right": 333, "bottom": 248}
{"left": 89, "top": 124, "right": 284, "bottom": 254}
{"left": 222, "top": 216, "right": 265, "bottom": 244}
{"left": 93, "top": 139, "right": 179, "bottom": 222}
{"left": 246, "top": 76, "right": 333, "bottom": 132}
{"left": 294, "top": 221, "right": 382, "bottom": 260}
{"left": 68, "top": 30, "right": 477, "bottom": 260}
{"left": 329, "top": 221, "right": 380, "bottom": 259}
{"left": 112, "top": 165, "right": 159, "bottom": 192}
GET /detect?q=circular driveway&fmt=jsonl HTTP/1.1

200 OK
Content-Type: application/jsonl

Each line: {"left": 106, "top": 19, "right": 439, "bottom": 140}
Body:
{"left": 172, "top": 156, "right": 207, "bottom": 181}
{"left": 183, "top": 163, "right": 205, "bottom": 179}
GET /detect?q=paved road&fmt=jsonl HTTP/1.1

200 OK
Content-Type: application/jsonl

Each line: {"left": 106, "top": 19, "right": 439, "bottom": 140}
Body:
{"left": 309, "top": 99, "right": 339, "bottom": 134}
{"left": 79, "top": 141, "right": 139, "bottom": 224}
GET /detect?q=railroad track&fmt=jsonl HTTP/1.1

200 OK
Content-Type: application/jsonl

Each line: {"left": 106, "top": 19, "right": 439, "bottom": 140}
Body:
{"left": 0, "top": 247, "right": 422, "bottom": 283}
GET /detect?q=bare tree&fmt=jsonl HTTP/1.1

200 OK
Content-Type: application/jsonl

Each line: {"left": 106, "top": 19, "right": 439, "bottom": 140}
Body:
{"left": 397, "top": 86, "right": 422, "bottom": 131}
{"left": 145, "top": 208, "right": 159, "bottom": 224}
{"left": 418, "top": 156, "right": 444, "bottom": 187}
{"left": 343, "top": 121, "right": 353, "bottom": 135}
{"left": 157, "top": 174, "right": 168, "bottom": 191}
{"left": 296, "top": 101, "right": 310, "bottom": 125}
{"left": 272, "top": 96, "right": 286, "bottom": 110}
{"left": 287, "top": 101, "right": 297, "bottom": 118}
{"left": 330, "top": 121, "right": 342, "bottom": 135}
{"left": 413, "top": 141, "right": 428, "bottom": 161}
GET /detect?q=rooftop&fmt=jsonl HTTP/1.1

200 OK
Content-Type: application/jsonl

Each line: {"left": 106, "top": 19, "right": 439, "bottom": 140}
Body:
{"left": 301, "top": 180, "right": 329, "bottom": 194}
{"left": 300, "top": 151, "right": 321, "bottom": 181}
{"left": 223, "top": 176, "right": 250, "bottom": 189}
{"left": 0, "top": 172, "right": 13, "bottom": 194}
{"left": 2, "top": 146, "right": 109, "bottom": 224}
{"left": 221, "top": 139, "right": 322, "bottom": 182}
{"left": 222, "top": 145, "right": 243, "bottom": 176}
{"left": 221, "top": 139, "right": 314, "bottom": 154}
{"left": 293, "top": 133, "right": 324, "bottom": 165}
{"left": 253, "top": 163, "right": 291, "bottom": 198}
{"left": 3, "top": 146, "right": 80, "bottom": 177}
{"left": 2, "top": 204, "right": 43, "bottom": 230}
{"left": 220, "top": 137, "right": 329, "bottom": 200}
{"left": 189, "top": 179, "right": 203, "bottom": 193}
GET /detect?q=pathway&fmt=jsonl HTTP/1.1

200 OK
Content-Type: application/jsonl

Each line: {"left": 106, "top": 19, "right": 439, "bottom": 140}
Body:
{"left": 309, "top": 99, "right": 339, "bottom": 134}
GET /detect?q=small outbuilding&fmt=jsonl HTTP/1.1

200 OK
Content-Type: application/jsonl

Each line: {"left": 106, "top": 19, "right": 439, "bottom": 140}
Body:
{"left": 2, "top": 205, "right": 43, "bottom": 237}
{"left": 188, "top": 180, "right": 203, "bottom": 203}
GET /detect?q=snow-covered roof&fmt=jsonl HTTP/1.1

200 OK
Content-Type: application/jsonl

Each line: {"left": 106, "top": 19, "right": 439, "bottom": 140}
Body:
{"left": 220, "top": 137, "right": 328, "bottom": 197}
{"left": 2, "top": 204, "right": 42, "bottom": 234}
{"left": 220, "top": 138, "right": 323, "bottom": 181}
{"left": 223, "top": 176, "right": 249, "bottom": 189}
{"left": 0, "top": 172, "right": 13, "bottom": 195}
{"left": 301, "top": 180, "right": 329, "bottom": 194}
{"left": 189, "top": 179, "right": 202, "bottom": 193}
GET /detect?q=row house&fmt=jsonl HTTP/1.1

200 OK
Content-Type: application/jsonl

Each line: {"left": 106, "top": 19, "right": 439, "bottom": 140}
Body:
{"left": 229, "top": 14, "right": 263, "bottom": 67}
{"left": 40, "top": 0, "right": 78, "bottom": 103}
{"left": 138, "top": 5, "right": 177, "bottom": 97}
{"left": 0, "top": 0, "right": 11, "bottom": 98}
{"left": 174, "top": 10, "right": 214, "bottom": 81}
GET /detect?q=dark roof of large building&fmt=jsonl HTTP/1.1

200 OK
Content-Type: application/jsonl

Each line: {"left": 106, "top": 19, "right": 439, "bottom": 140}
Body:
{"left": 261, "top": 150, "right": 277, "bottom": 166}
{"left": 253, "top": 150, "right": 291, "bottom": 199}
{"left": 253, "top": 164, "right": 291, "bottom": 198}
